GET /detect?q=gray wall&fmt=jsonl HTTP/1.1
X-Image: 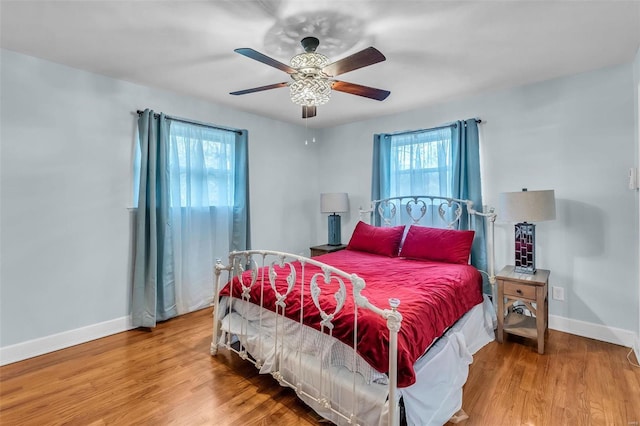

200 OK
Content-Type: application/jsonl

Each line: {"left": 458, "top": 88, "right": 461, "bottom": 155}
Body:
{"left": 0, "top": 49, "right": 320, "bottom": 348}
{"left": 316, "top": 63, "right": 638, "bottom": 335}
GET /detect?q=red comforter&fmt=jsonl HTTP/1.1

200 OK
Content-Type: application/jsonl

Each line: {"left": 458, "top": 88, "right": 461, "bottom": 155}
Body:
{"left": 219, "top": 249, "right": 483, "bottom": 387}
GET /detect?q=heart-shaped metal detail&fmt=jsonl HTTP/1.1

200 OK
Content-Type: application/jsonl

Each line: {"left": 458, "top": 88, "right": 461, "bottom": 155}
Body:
{"left": 405, "top": 198, "right": 427, "bottom": 224}
{"left": 268, "top": 261, "right": 296, "bottom": 308}
{"left": 310, "top": 273, "right": 346, "bottom": 330}
{"left": 438, "top": 201, "right": 463, "bottom": 229}
{"left": 236, "top": 256, "right": 258, "bottom": 300}
{"left": 377, "top": 200, "right": 397, "bottom": 225}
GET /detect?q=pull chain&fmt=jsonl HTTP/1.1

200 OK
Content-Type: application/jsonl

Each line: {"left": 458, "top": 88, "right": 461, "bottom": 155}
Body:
{"left": 305, "top": 116, "right": 309, "bottom": 145}
{"left": 304, "top": 113, "right": 317, "bottom": 145}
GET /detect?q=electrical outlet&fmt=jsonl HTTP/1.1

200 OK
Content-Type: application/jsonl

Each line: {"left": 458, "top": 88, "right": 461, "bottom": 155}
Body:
{"left": 552, "top": 286, "right": 565, "bottom": 301}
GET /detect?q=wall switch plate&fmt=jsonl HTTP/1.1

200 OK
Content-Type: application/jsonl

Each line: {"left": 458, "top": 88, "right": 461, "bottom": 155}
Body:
{"left": 629, "top": 167, "right": 639, "bottom": 190}
{"left": 552, "top": 286, "right": 565, "bottom": 301}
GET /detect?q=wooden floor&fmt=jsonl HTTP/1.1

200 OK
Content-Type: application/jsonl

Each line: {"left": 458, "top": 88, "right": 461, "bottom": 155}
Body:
{"left": 1, "top": 307, "right": 639, "bottom": 425}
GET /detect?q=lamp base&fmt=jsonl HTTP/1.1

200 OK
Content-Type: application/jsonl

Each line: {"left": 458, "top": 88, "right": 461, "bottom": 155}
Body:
{"left": 515, "top": 265, "right": 536, "bottom": 274}
{"left": 327, "top": 214, "right": 342, "bottom": 246}
{"left": 514, "top": 222, "right": 536, "bottom": 274}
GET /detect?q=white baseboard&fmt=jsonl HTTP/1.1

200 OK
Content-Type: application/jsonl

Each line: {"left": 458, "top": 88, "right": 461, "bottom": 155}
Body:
{"left": 549, "top": 314, "right": 637, "bottom": 348}
{"left": 0, "top": 315, "right": 134, "bottom": 366}
{"left": 0, "top": 313, "right": 636, "bottom": 366}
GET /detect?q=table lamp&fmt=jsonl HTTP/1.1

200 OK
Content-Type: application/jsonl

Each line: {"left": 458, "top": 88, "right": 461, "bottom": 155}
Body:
{"left": 320, "top": 193, "right": 349, "bottom": 246}
{"left": 498, "top": 188, "right": 556, "bottom": 274}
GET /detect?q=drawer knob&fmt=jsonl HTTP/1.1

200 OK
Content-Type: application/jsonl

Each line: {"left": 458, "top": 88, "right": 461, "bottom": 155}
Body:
{"left": 516, "top": 289, "right": 523, "bottom": 295}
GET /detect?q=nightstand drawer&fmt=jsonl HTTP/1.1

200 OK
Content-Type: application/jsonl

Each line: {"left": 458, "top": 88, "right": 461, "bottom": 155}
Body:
{"left": 503, "top": 282, "right": 536, "bottom": 300}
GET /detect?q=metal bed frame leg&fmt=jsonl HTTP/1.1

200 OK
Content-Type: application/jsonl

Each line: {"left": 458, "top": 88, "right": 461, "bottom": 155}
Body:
{"left": 211, "top": 258, "right": 229, "bottom": 356}
{"left": 386, "top": 298, "right": 403, "bottom": 426}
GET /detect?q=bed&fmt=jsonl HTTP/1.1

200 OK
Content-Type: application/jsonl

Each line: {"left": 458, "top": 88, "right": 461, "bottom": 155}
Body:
{"left": 211, "top": 195, "right": 497, "bottom": 426}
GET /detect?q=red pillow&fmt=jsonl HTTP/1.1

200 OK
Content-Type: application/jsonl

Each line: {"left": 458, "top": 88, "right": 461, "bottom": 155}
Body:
{"left": 399, "top": 225, "right": 475, "bottom": 264}
{"left": 346, "top": 221, "right": 405, "bottom": 257}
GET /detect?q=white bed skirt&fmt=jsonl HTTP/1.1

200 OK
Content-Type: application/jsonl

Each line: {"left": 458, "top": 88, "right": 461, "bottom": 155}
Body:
{"left": 399, "top": 295, "right": 496, "bottom": 425}
{"left": 217, "top": 295, "right": 496, "bottom": 426}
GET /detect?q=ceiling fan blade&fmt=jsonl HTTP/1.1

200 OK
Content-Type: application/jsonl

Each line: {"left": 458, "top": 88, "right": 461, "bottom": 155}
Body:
{"left": 230, "top": 82, "right": 288, "bottom": 96}
{"left": 234, "top": 48, "right": 297, "bottom": 74}
{"left": 322, "top": 47, "right": 386, "bottom": 77}
{"left": 302, "top": 105, "right": 317, "bottom": 119}
{"left": 331, "top": 81, "right": 390, "bottom": 101}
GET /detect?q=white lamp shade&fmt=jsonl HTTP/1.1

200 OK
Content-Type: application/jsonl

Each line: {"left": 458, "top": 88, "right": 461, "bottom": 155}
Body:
{"left": 320, "top": 193, "right": 349, "bottom": 213}
{"left": 498, "top": 189, "right": 556, "bottom": 223}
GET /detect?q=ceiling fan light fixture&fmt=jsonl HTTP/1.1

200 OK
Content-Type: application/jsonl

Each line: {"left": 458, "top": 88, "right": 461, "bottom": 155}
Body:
{"left": 289, "top": 50, "right": 331, "bottom": 107}
{"left": 290, "top": 78, "right": 331, "bottom": 107}
{"left": 290, "top": 52, "right": 330, "bottom": 70}
{"left": 231, "top": 36, "right": 389, "bottom": 118}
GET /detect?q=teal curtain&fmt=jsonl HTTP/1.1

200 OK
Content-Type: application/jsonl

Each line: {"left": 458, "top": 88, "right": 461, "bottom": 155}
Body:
{"left": 132, "top": 109, "right": 176, "bottom": 327}
{"left": 132, "top": 110, "right": 250, "bottom": 327}
{"left": 452, "top": 119, "right": 488, "bottom": 292}
{"left": 371, "top": 134, "right": 391, "bottom": 225}
{"left": 232, "top": 130, "right": 250, "bottom": 252}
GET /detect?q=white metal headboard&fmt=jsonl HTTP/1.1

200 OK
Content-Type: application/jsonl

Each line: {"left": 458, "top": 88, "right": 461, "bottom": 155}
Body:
{"left": 360, "top": 195, "right": 497, "bottom": 285}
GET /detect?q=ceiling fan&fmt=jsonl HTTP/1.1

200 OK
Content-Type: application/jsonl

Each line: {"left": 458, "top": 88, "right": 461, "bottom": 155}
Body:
{"left": 230, "top": 36, "right": 390, "bottom": 119}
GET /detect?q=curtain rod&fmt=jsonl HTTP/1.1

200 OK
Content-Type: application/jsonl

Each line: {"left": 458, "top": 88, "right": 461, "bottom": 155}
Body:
{"left": 385, "top": 118, "right": 482, "bottom": 137}
{"left": 136, "top": 110, "right": 243, "bottom": 135}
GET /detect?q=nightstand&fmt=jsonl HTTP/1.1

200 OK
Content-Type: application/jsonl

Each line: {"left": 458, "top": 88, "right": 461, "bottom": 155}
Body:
{"left": 496, "top": 265, "right": 550, "bottom": 354}
{"left": 309, "top": 244, "right": 347, "bottom": 257}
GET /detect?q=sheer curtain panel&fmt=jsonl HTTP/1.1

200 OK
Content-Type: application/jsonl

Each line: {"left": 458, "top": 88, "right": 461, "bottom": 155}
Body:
{"left": 169, "top": 121, "right": 244, "bottom": 314}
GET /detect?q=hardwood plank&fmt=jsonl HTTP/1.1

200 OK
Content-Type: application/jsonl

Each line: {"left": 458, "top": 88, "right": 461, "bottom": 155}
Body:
{"left": 1, "top": 308, "right": 639, "bottom": 425}
{"left": 449, "top": 331, "right": 640, "bottom": 426}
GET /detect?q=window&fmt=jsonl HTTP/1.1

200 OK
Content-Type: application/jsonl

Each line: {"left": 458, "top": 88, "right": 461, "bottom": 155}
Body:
{"left": 134, "top": 120, "right": 238, "bottom": 208}
{"left": 388, "top": 127, "right": 453, "bottom": 198}
{"left": 172, "top": 123, "right": 235, "bottom": 207}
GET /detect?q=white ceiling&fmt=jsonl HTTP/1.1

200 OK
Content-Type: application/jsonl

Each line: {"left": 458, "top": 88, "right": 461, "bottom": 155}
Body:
{"left": 1, "top": 1, "right": 639, "bottom": 128}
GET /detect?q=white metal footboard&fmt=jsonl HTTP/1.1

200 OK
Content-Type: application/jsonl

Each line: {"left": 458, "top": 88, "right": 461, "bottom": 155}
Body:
{"left": 211, "top": 251, "right": 403, "bottom": 426}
